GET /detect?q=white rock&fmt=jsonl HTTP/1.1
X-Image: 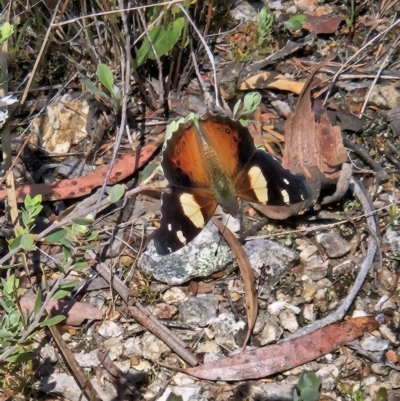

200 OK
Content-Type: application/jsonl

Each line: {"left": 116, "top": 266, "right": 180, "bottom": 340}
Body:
{"left": 360, "top": 333, "right": 389, "bottom": 352}
{"left": 98, "top": 320, "right": 124, "bottom": 338}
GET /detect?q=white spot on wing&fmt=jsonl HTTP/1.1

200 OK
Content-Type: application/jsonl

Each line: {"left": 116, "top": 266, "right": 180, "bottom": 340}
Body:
{"left": 248, "top": 166, "right": 268, "bottom": 203}
{"left": 283, "top": 178, "right": 289, "bottom": 185}
{"left": 177, "top": 230, "right": 186, "bottom": 244}
{"left": 180, "top": 193, "right": 205, "bottom": 228}
{"left": 168, "top": 224, "right": 172, "bottom": 231}
{"left": 281, "top": 189, "right": 290, "bottom": 204}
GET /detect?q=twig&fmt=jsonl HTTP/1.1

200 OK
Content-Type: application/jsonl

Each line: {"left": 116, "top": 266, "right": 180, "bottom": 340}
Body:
{"left": 323, "top": 16, "right": 400, "bottom": 105}
{"left": 87, "top": 249, "right": 199, "bottom": 367}
{"left": 175, "top": 3, "right": 220, "bottom": 108}
{"left": 284, "top": 177, "right": 378, "bottom": 341}
{"left": 359, "top": 37, "right": 400, "bottom": 117}
{"left": 95, "top": 1, "right": 132, "bottom": 210}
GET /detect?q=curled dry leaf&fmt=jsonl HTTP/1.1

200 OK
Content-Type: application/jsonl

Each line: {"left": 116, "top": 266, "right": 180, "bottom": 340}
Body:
{"left": 212, "top": 217, "right": 257, "bottom": 350}
{"left": 183, "top": 316, "right": 378, "bottom": 381}
{"left": 303, "top": 15, "right": 345, "bottom": 34}
{"left": 20, "top": 296, "right": 102, "bottom": 326}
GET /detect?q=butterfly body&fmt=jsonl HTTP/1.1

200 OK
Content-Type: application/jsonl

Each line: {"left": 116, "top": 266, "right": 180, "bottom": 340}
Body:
{"left": 154, "top": 112, "right": 311, "bottom": 255}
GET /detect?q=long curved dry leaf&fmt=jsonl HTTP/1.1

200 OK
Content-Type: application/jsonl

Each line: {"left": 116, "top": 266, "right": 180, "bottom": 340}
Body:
{"left": 184, "top": 316, "right": 378, "bottom": 381}
{"left": 212, "top": 217, "right": 257, "bottom": 350}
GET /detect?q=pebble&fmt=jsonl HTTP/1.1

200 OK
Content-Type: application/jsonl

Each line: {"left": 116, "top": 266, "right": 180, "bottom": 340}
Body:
{"left": 104, "top": 337, "right": 124, "bottom": 360}
{"left": 257, "top": 318, "right": 284, "bottom": 345}
{"left": 375, "top": 295, "right": 397, "bottom": 314}
{"left": 303, "top": 259, "right": 329, "bottom": 280}
{"left": 302, "top": 304, "right": 316, "bottom": 322}
{"left": 390, "top": 371, "right": 400, "bottom": 389}
{"left": 371, "top": 363, "right": 390, "bottom": 376}
{"left": 316, "top": 232, "right": 351, "bottom": 258}
{"left": 98, "top": 320, "right": 124, "bottom": 339}
{"left": 380, "top": 325, "right": 400, "bottom": 347}
{"left": 244, "top": 239, "right": 299, "bottom": 276}
{"left": 179, "top": 295, "right": 219, "bottom": 327}
{"left": 316, "top": 365, "right": 339, "bottom": 391}
{"left": 299, "top": 244, "right": 318, "bottom": 262}
{"left": 360, "top": 333, "right": 390, "bottom": 352}
{"left": 279, "top": 309, "right": 299, "bottom": 333}
{"left": 162, "top": 287, "right": 187, "bottom": 304}
{"left": 301, "top": 283, "right": 318, "bottom": 301}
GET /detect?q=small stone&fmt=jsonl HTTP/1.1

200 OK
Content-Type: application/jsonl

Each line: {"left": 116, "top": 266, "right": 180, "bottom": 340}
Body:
{"left": 369, "top": 381, "right": 392, "bottom": 398}
{"left": 179, "top": 295, "right": 219, "bottom": 327}
{"left": 244, "top": 239, "right": 299, "bottom": 276}
{"left": 316, "top": 232, "right": 351, "bottom": 258}
{"left": 382, "top": 227, "right": 400, "bottom": 254}
{"left": 314, "top": 288, "right": 327, "bottom": 300}
{"left": 279, "top": 309, "right": 298, "bottom": 333}
{"left": 114, "top": 360, "right": 131, "bottom": 374}
{"left": 390, "top": 371, "right": 400, "bottom": 389}
{"left": 316, "top": 365, "right": 339, "bottom": 391}
{"left": 75, "top": 349, "right": 100, "bottom": 367}
{"left": 380, "top": 325, "right": 400, "bottom": 346}
{"left": 352, "top": 310, "right": 369, "bottom": 318}
{"left": 332, "top": 260, "right": 355, "bottom": 276}
{"left": 375, "top": 295, "right": 397, "bottom": 314}
{"left": 360, "top": 333, "right": 389, "bottom": 352}
{"left": 141, "top": 333, "right": 169, "bottom": 361}
{"left": 98, "top": 321, "right": 124, "bottom": 339}
{"left": 39, "top": 343, "right": 58, "bottom": 364}
{"left": 257, "top": 318, "right": 283, "bottom": 345}
{"left": 316, "top": 278, "right": 332, "bottom": 288}
{"left": 371, "top": 363, "right": 390, "bottom": 376}
{"left": 196, "top": 341, "right": 221, "bottom": 355}
{"left": 302, "top": 283, "right": 318, "bottom": 302}
{"left": 162, "top": 287, "right": 187, "bottom": 304}
{"left": 104, "top": 337, "right": 124, "bottom": 360}
{"left": 299, "top": 244, "right": 318, "bottom": 263}
{"left": 302, "top": 304, "right": 316, "bottom": 322}
{"left": 151, "top": 303, "right": 178, "bottom": 319}
{"left": 303, "top": 259, "right": 329, "bottom": 280}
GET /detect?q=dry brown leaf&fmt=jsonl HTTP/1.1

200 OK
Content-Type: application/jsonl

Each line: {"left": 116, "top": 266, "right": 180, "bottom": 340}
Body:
{"left": 282, "top": 61, "right": 347, "bottom": 185}
{"left": 21, "top": 296, "right": 102, "bottom": 326}
{"left": 183, "top": 316, "right": 378, "bottom": 381}
{"left": 239, "top": 72, "right": 305, "bottom": 94}
{"left": 212, "top": 217, "right": 257, "bottom": 350}
{"left": 303, "top": 15, "right": 345, "bottom": 34}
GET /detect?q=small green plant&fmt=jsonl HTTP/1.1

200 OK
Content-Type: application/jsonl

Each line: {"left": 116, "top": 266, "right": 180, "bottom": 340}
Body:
{"left": 0, "top": 22, "right": 13, "bottom": 44}
{"left": 283, "top": 14, "right": 306, "bottom": 31}
{"left": 337, "top": 381, "right": 367, "bottom": 401}
{"left": 257, "top": 7, "right": 273, "bottom": 44}
{"left": 346, "top": 0, "right": 355, "bottom": 27}
{"left": 136, "top": 17, "right": 185, "bottom": 67}
{"left": 233, "top": 92, "right": 262, "bottom": 124}
{"left": 388, "top": 202, "right": 400, "bottom": 226}
{"left": 9, "top": 194, "right": 43, "bottom": 252}
{"left": 293, "top": 372, "right": 322, "bottom": 401}
{"left": 79, "top": 63, "right": 121, "bottom": 110}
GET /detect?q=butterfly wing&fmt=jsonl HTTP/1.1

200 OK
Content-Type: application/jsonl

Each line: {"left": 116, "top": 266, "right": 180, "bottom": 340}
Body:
{"left": 154, "top": 120, "right": 217, "bottom": 255}
{"left": 235, "top": 150, "right": 311, "bottom": 205}
{"left": 199, "top": 112, "right": 256, "bottom": 178}
{"left": 153, "top": 190, "right": 217, "bottom": 255}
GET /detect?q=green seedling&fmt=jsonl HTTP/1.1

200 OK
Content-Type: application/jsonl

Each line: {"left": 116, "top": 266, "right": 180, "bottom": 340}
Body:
{"left": 293, "top": 372, "right": 322, "bottom": 401}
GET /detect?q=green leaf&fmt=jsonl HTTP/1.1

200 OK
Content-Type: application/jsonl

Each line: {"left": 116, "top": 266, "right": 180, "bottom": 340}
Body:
{"left": 0, "top": 298, "right": 12, "bottom": 314}
{"left": 108, "top": 184, "right": 125, "bottom": 203}
{"left": 44, "top": 229, "right": 67, "bottom": 244}
{"left": 85, "top": 231, "right": 99, "bottom": 242}
{"left": 79, "top": 74, "right": 111, "bottom": 102}
{"left": 136, "top": 17, "right": 185, "bottom": 67}
{"left": 0, "top": 328, "right": 13, "bottom": 340}
{"left": 8, "top": 310, "right": 21, "bottom": 327}
{"left": 300, "top": 387, "right": 320, "bottom": 401}
{"left": 72, "top": 218, "right": 94, "bottom": 227}
{"left": 233, "top": 99, "right": 241, "bottom": 119}
{"left": 6, "top": 352, "right": 35, "bottom": 363}
{"left": 0, "top": 22, "right": 13, "bottom": 44}
{"left": 243, "top": 92, "right": 261, "bottom": 113}
{"left": 51, "top": 281, "right": 78, "bottom": 301}
{"left": 20, "top": 233, "right": 35, "bottom": 252}
{"left": 139, "top": 162, "right": 158, "bottom": 183}
{"left": 34, "top": 287, "right": 43, "bottom": 317}
{"left": 71, "top": 261, "right": 89, "bottom": 270}
{"left": 96, "top": 63, "right": 114, "bottom": 94}
{"left": 39, "top": 315, "right": 66, "bottom": 327}
{"left": 283, "top": 14, "right": 306, "bottom": 31}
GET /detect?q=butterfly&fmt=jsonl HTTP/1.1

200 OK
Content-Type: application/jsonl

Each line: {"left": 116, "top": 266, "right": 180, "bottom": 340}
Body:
{"left": 153, "top": 112, "right": 311, "bottom": 255}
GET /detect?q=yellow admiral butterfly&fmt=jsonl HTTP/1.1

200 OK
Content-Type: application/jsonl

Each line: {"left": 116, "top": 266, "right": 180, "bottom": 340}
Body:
{"left": 153, "top": 112, "right": 310, "bottom": 255}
